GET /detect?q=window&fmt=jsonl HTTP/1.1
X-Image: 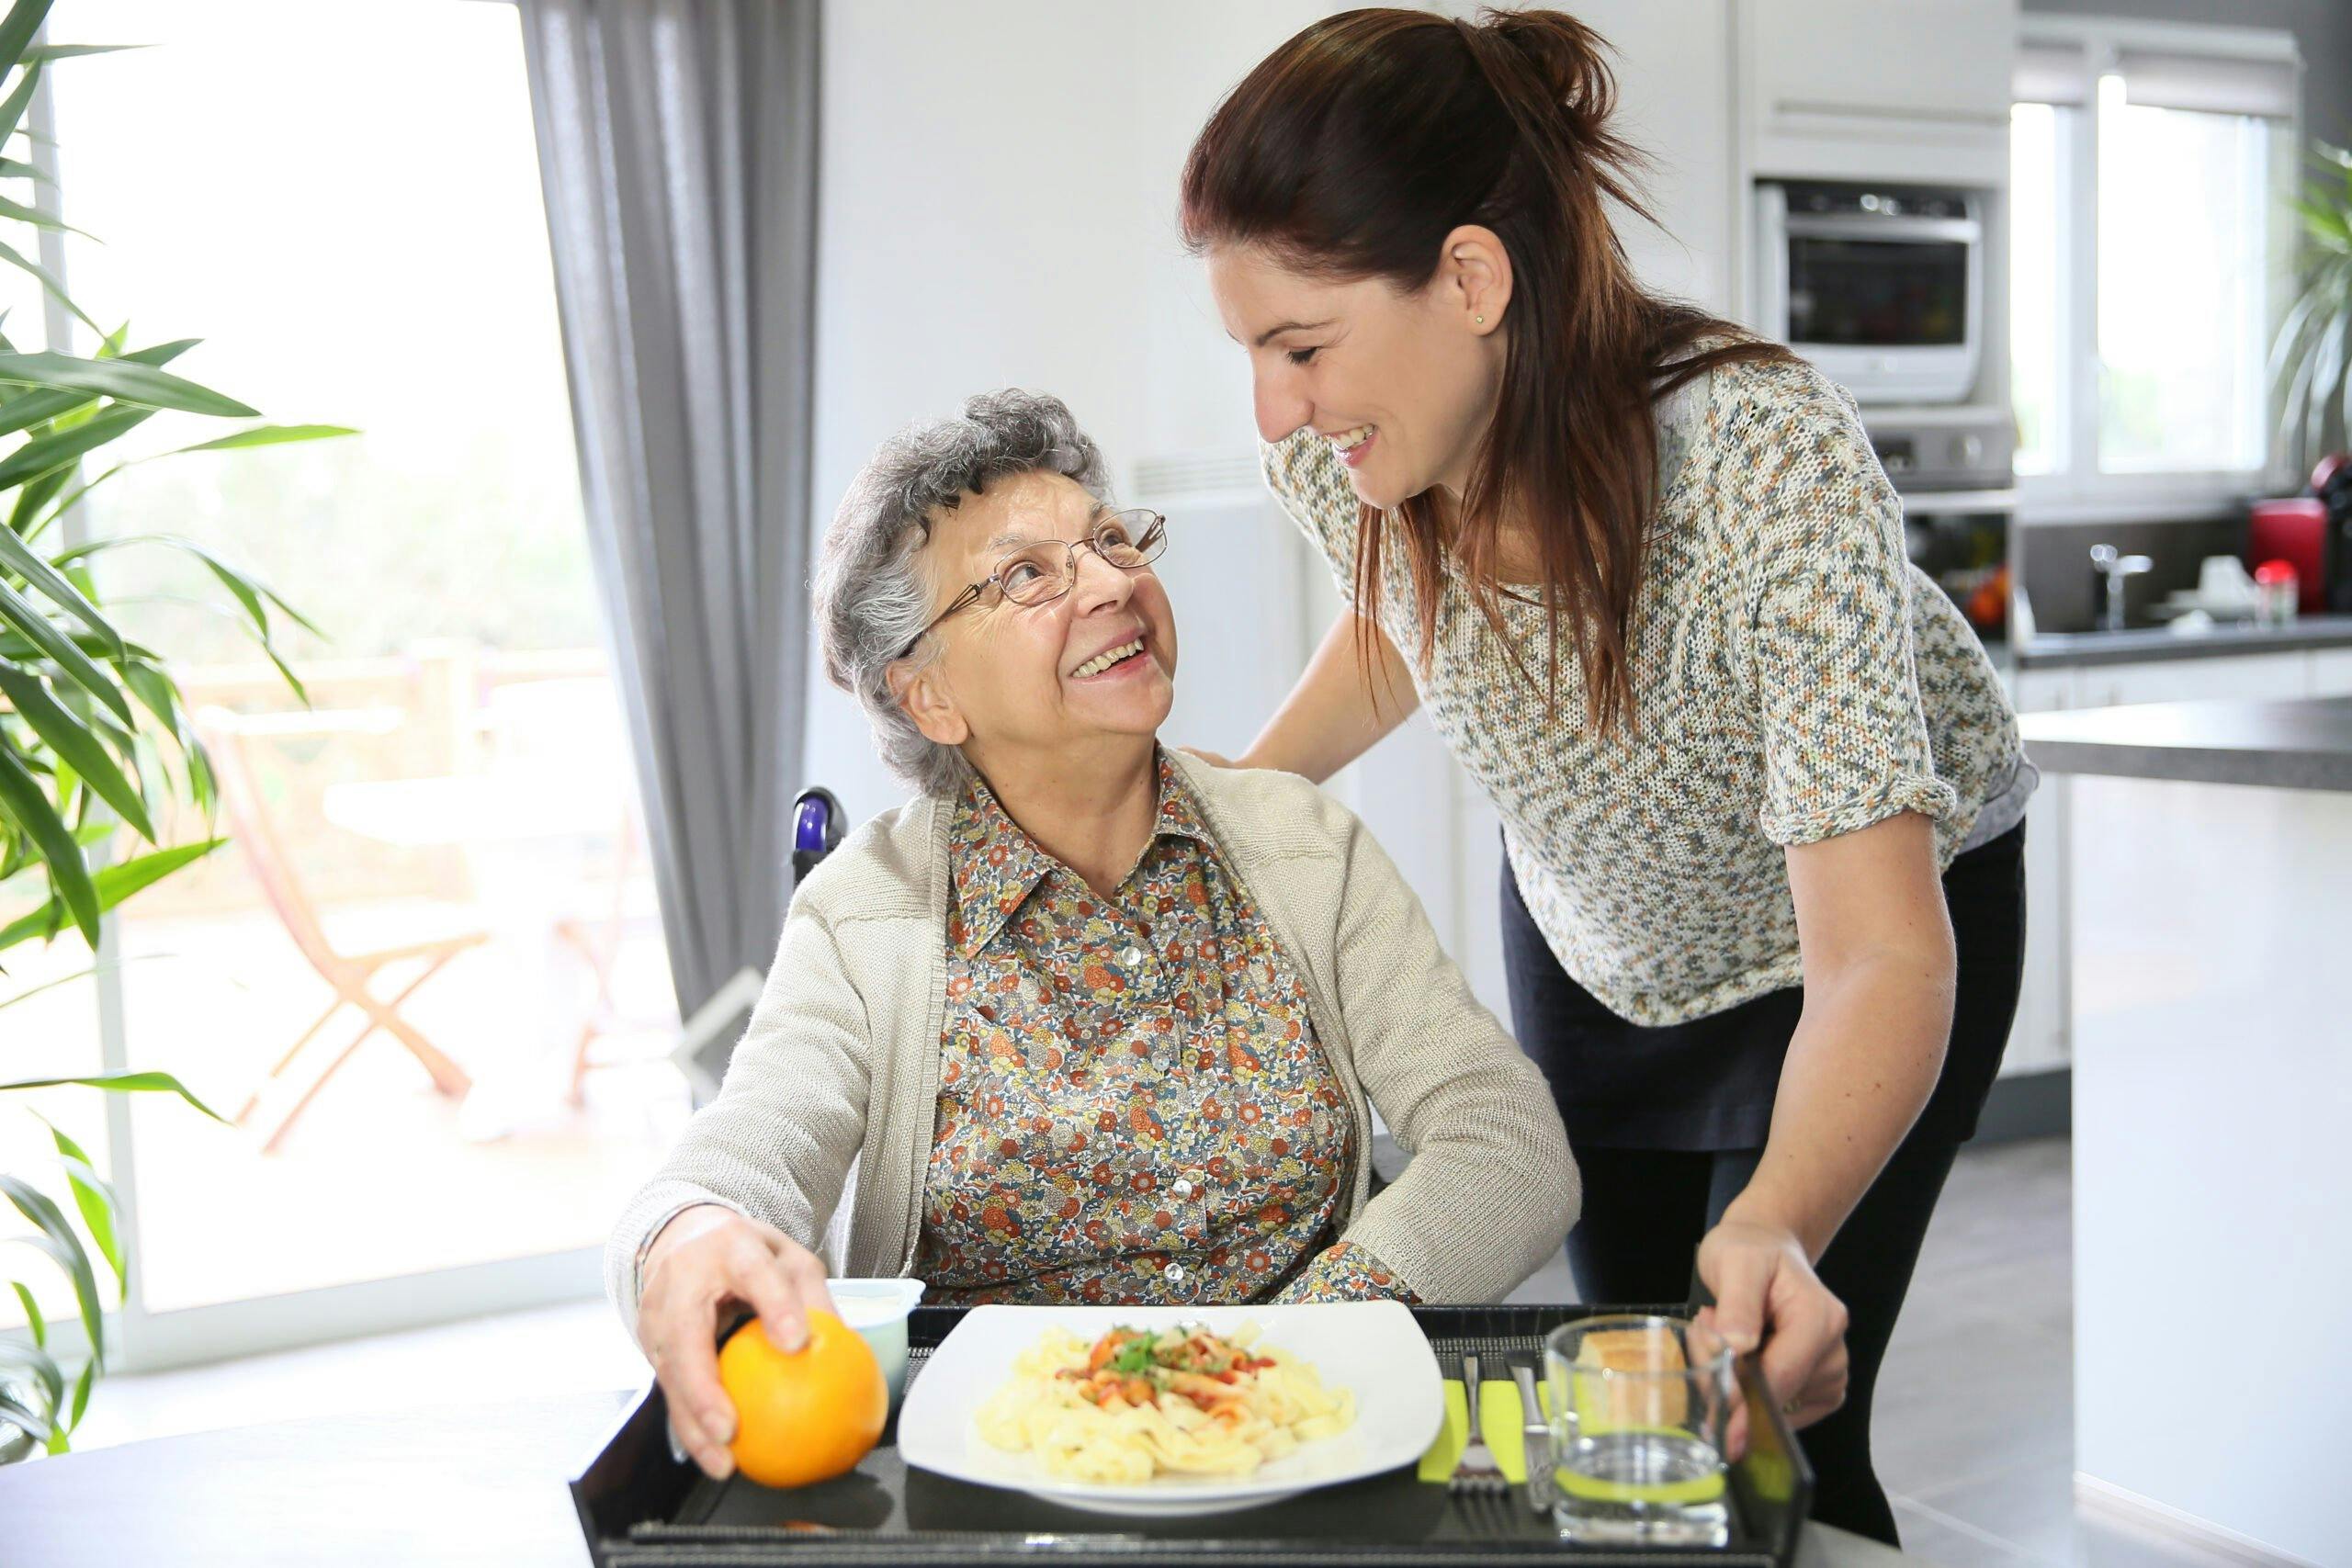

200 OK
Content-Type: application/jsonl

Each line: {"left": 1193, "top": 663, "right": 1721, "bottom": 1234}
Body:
{"left": 2, "top": 0, "right": 685, "bottom": 1360}
{"left": 2010, "top": 21, "right": 2300, "bottom": 515}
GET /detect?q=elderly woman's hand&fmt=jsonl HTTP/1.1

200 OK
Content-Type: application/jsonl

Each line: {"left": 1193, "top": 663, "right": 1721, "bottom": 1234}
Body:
{"left": 637, "top": 1204, "right": 839, "bottom": 1480}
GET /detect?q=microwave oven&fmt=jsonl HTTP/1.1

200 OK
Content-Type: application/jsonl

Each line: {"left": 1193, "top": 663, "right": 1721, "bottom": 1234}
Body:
{"left": 1754, "top": 180, "right": 1984, "bottom": 405}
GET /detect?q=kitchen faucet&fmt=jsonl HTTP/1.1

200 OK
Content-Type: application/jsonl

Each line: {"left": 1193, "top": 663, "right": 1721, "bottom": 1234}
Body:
{"left": 2089, "top": 544, "right": 2153, "bottom": 633}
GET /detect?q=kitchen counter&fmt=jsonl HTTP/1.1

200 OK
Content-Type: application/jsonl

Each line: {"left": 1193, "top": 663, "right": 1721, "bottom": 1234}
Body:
{"left": 2025, "top": 697, "right": 2348, "bottom": 1564}
{"left": 2017, "top": 694, "right": 2352, "bottom": 791}
{"left": 2014, "top": 613, "right": 2352, "bottom": 668}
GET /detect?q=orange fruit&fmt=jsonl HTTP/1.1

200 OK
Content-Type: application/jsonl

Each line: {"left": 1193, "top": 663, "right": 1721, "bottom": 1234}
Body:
{"left": 717, "top": 1308, "right": 888, "bottom": 1488}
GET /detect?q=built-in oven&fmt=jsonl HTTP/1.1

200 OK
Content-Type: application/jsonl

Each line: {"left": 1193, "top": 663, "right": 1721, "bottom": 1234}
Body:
{"left": 1755, "top": 180, "right": 1984, "bottom": 405}
{"left": 1871, "top": 408, "right": 2016, "bottom": 647}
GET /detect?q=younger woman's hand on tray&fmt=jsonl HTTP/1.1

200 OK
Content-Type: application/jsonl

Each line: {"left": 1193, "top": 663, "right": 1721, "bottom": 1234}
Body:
{"left": 637, "top": 1205, "right": 840, "bottom": 1480}
{"left": 1695, "top": 1217, "right": 1851, "bottom": 1431}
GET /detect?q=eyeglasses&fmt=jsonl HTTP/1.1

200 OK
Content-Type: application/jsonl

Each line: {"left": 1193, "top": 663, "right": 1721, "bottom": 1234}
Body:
{"left": 909, "top": 508, "right": 1168, "bottom": 650}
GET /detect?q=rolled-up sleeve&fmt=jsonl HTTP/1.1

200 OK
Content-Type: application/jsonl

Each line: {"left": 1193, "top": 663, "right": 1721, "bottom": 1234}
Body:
{"left": 1741, "top": 387, "right": 1958, "bottom": 847}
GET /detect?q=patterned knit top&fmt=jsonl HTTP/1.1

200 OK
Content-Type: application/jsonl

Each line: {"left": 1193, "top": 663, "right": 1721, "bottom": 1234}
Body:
{"left": 1261, "top": 354, "right": 2024, "bottom": 1027}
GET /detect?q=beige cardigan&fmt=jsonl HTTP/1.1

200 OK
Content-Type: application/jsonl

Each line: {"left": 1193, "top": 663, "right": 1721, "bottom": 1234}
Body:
{"left": 605, "top": 753, "right": 1578, "bottom": 1333}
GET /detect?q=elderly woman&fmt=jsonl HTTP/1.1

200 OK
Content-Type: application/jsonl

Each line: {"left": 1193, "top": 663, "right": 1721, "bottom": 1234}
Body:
{"left": 612, "top": 389, "right": 1576, "bottom": 1481}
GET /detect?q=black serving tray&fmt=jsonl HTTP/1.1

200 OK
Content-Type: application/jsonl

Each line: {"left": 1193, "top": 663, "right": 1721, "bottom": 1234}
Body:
{"left": 571, "top": 1303, "right": 1813, "bottom": 1567}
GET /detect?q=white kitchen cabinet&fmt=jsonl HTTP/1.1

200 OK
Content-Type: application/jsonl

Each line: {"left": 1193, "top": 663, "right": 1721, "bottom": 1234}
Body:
{"left": 2309, "top": 647, "right": 2352, "bottom": 696}
{"left": 1570, "top": 0, "right": 1738, "bottom": 314}
{"left": 2068, "top": 651, "right": 2308, "bottom": 709}
{"left": 1740, "top": 0, "right": 2017, "bottom": 185}
{"left": 2005, "top": 666, "right": 2072, "bottom": 1078}
{"left": 2004, "top": 649, "right": 2319, "bottom": 1082}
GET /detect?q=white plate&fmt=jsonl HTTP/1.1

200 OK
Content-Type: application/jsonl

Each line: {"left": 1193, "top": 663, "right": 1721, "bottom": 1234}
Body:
{"left": 895, "top": 1301, "right": 1442, "bottom": 1517}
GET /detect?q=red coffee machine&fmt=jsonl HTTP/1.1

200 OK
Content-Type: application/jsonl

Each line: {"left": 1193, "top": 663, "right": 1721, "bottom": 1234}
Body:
{"left": 2248, "top": 496, "right": 2328, "bottom": 614}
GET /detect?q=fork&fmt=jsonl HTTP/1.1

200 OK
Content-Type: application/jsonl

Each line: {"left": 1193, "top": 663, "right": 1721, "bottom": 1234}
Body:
{"left": 1447, "top": 1353, "right": 1510, "bottom": 1505}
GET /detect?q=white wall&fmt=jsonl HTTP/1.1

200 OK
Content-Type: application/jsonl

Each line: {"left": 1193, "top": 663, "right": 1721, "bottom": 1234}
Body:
{"left": 801, "top": 0, "right": 1333, "bottom": 824}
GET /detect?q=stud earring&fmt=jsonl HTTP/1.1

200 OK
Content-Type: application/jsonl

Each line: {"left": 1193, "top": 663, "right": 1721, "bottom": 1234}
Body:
{"left": 1475, "top": 314, "right": 1486, "bottom": 325}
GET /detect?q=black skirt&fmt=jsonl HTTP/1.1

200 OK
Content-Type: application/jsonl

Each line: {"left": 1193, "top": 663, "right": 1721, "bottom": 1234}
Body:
{"left": 1499, "top": 819, "right": 2028, "bottom": 1152}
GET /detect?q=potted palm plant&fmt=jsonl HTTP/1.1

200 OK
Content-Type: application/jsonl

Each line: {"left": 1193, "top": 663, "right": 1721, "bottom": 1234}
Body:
{"left": 2273, "top": 140, "right": 2352, "bottom": 466}
{"left": 0, "top": 0, "right": 345, "bottom": 1460}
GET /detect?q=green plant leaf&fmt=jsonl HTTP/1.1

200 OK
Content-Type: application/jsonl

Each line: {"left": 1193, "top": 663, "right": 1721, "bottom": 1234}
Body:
{"left": 58, "top": 682, "right": 140, "bottom": 769}
{"left": 0, "top": 665, "right": 153, "bottom": 840}
{"left": 0, "top": 62, "right": 40, "bottom": 155}
{"left": 55, "top": 532, "right": 325, "bottom": 641}
{"left": 8, "top": 458, "right": 78, "bottom": 538}
{"left": 117, "top": 655, "right": 179, "bottom": 731}
{"left": 0, "top": 837, "right": 221, "bottom": 953}
{"left": 2270, "top": 284, "right": 2328, "bottom": 384}
{"left": 0, "top": 1173, "right": 102, "bottom": 1371}
{"left": 0, "top": 192, "right": 93, "bottom": 241}
{"left": 0, "top": 400, "right": 153, "bottom": 491}
{"left": 39, "top": 1118, "right": 121, "bottom": 1293}
{"left": 0, "top": 352, "right": 255, "bottom": 416}
{"left": 0, "top": 1069, "right": 223, "bottom": 1121}
{"left": 0, "top": 622, "right": 153, "bottom": 665}
{"left": 0, "top": 336, "right": 198, "bottom": 439}
{"left": 8, "top": 1280, "right": 41, "bottom": 1347}
{"left": 104, "top": 591, "right": 314, "bottom": 705}
{"left": 0, "top": 154, "right": 50, "bottom": 186}
{"left": 0, "top": 578, "right": 133, "bottom": 723}
{"left": 2278, "top": 303, "right": 2327, "bottom": 453}
{"left": 0, "top": 1386, "right": 54, "bottom": 1445}
{"left": 2294, "top": 196, "right": 2352, "bottom": 251}
{"left": 0, "top": 1334, "right": 63, "bottom": 1415}
{"left": 64, "top": 1355, "right": 90, "bottom": 1431}
{"left": 21, "top": 43, "right": 139, "bottom": 63}
{"left": 2310, "top": 309, "right": 2349, "bottom": 462}
{"left": 0, "top": 516, "right": 121, "bottom": 656}
{"left": 119, "top": 659, "right": 216, "bottom": 822}
{"left": 0, "top": 735, "right": 96, "bottom": 942}
{"left": 0, "top": 1, "right": 56, "bottom": 76}
{"left": 168, "top": 422, "right": 357, "bottom": 455}
{"left": 0, "top": 233, "right": 98, "bottom": 337}
{"left": 0, "top": 955, "right": 99, "bottom": 1009}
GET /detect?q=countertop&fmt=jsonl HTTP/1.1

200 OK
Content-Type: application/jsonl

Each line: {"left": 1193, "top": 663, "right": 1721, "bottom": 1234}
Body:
{"left": 2018, "top": 694, "right": 2352, "bottom": 791}
{"left": 0, "top": 1387, "right": 1921, "bottom": 1567}
{"left": 2013, "top": 613, "right": 2352, "bottom": 669}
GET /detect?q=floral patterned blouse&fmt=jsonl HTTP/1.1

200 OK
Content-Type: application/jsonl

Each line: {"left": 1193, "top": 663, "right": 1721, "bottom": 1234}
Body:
{"left": 910, "top": 753, "right": 1414, "bottom": 1306}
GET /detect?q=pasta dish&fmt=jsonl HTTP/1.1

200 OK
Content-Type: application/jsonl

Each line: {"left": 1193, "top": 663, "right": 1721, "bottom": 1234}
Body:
{"left": 974, "top": 1322, "right": 1357, "bottom": 1483}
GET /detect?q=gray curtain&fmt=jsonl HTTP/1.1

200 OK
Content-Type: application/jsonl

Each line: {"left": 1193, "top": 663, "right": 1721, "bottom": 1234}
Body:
{"left": 516, "top": 0, "right": 819, "bottom": 1022}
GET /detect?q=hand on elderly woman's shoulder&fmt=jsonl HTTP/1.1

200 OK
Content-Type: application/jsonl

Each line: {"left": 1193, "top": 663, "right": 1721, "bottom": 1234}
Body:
{"left": 1177, "top": 746, "right": 1237, "bottom": 768}
{"left": 638, "top": 1204, "right": 839, "bottom": 1481}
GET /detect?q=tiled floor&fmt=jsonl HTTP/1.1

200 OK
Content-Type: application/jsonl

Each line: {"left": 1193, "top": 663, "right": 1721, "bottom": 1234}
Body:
{"left": 62, "top": 1136, "right": 2240, "bottom": 1565}
{"left": 1500, "top": 1139, "right": 2230, "bottom": 1565}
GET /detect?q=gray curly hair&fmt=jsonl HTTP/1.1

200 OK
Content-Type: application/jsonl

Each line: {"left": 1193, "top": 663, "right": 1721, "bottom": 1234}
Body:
{"left": 814, "top": 389, "right": 1114, "bottom": 798}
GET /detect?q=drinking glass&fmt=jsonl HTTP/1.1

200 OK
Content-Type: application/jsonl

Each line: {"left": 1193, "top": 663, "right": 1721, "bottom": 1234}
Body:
{"left": 1543, "top": 1313, "right": 1736, "bottom": 1546}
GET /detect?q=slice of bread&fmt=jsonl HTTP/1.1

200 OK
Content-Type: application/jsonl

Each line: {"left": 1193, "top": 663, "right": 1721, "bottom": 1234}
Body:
{"left": 1573, "top": 1326, "right": 1689, "bottom": 1427}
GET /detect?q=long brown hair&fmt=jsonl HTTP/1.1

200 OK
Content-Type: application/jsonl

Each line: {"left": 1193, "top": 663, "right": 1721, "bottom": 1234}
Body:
{"left": 1180, "top": 6, "right": 1796, "bottom": 734}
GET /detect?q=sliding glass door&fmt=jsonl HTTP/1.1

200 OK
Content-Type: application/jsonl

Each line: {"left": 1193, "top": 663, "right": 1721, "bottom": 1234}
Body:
{"left": 2, "top": 0, "right": 687, "bottom": 1369}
